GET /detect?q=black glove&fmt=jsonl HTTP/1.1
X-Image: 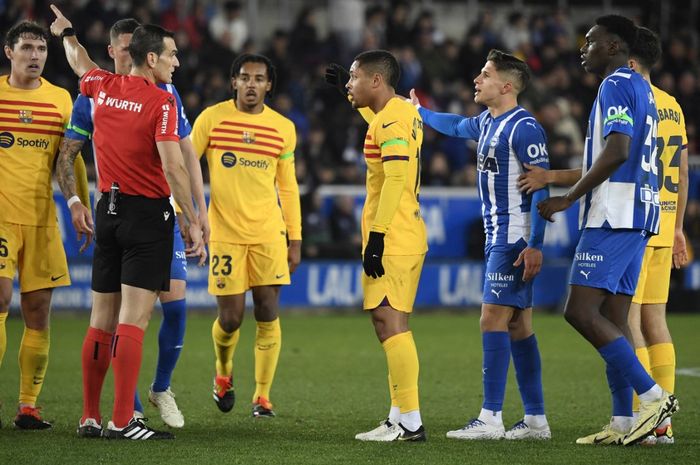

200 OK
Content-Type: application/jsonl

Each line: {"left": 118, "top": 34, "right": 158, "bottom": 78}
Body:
{"left": 362, "top": 232, "right": 385, "bottom": 278}
{"left": 324, "top": 63, "right": 350, "bottom": 97}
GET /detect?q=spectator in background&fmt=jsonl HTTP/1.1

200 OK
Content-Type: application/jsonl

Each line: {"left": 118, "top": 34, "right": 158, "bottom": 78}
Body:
{"left": 329, "top": 195, "right": 362, "bottom": 258}
{"left": 209, "top": 0, "right": 248, "bottom": 54}
{"left": 386, "top": 0, "right": 412, "bottom": 48}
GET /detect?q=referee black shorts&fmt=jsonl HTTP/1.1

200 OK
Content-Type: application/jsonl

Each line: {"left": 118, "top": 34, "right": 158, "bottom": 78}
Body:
{"left": 92, "top": 194, "right": 175, "bottom": 293}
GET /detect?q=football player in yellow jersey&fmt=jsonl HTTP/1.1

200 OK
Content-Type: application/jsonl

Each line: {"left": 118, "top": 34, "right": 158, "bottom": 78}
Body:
{"left": 627, "top": 27, "right": 687, "bottom": 445}
{"left": 191, "top": 54, "right": 301, "bottom": 418}
{"left": 0, "top": 21, "right": 90, "bottom": 429}
{"left": 332, "top": 50, "right": 428, "bottom": 441}
{"left": 516, "top": 25, "right": 688, "bottom": 447}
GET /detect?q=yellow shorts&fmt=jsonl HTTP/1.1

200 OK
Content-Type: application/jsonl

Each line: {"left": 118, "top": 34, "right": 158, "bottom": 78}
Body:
{"left": 0, "top": 222, "right": 70, "bottom": 292}
{"left": 632, "top": 246, "right": 672, "bottom": 305}
{"left": 363, "top": 254, "right": 425, "bottom": 313}
{"left": 208, "top": 241, "right": 290, "bottom": 295}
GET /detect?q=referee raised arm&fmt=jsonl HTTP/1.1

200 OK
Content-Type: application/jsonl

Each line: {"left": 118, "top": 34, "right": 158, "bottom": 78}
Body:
{"left": 50, "top": 4, "right": 203, "bottom": 440}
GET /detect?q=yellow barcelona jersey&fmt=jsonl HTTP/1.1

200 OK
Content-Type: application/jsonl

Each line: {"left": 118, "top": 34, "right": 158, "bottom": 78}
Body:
{"left": 191, "top": 100, "right": 301, "bottom": 244}
{"left": 649, "top": 85, "right": 687, "bottom": 247}
{"left": 0, "top": 76, "right": 72, "bottom": 226}
{"left": 363, "top": 97, "right": 427, "bottom": 255}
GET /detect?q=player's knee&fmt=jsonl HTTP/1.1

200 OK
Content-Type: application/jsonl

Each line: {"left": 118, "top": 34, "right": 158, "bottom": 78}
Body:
{"left": 218, "top": 313, "right": 243, "bottom": 333}
{"left": 0, "top": 290, "right": 11, "bottom": 313}
{"left": 564, "top": 307, "right": 584, "bottom": 329}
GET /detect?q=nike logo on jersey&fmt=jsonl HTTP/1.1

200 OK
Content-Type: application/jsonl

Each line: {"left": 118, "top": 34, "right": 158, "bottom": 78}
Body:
{"left": 50, "top": 274, "right": 65, "bottom": 282}
{"left": 579, "top": 270, "right": 590, "bottom": 279}
{"left": 491, "top": 289, "right": 502, "bottom": 298}
{"left": 275, "top": 273, "right": 285, "bottom": 279}
{"left": 382, "top": 121, "right": 398, "bottom": 129}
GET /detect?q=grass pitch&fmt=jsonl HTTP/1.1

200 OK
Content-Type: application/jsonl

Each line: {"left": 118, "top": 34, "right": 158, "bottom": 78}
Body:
{"left": 0, "top": 311, "right": 698, "bottom": 464}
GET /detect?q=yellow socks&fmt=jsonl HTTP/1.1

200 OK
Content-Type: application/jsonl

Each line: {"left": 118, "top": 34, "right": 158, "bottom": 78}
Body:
{"left": 649, "top": 343, "right": 675, "bottom": 394}
{"left": 18, "top": 327, "right": 50, "bottom": 405}
{"left": 212, "top": 319, "right": 239, "bottom": 377}
{"left": 253, "top": 318, "right": 281, "bottom": 401}
{"left": 382, "top": 331, "right": 420, "bottom": 413}
{"left": 0, "top": 312, "right": 7, "bottom": 368}
{"left": 633, "top": 346, "right": 651, "bottom": 412}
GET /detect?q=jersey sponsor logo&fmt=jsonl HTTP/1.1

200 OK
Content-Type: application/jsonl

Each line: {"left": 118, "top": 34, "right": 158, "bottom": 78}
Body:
{"left": 242, "top": 131, "right": 256, "bottom": 143}
{"left": 604, "top": 105, "right": 633, "bottom": 126}
{"left": 221, "top": 152, "right": 237, "bottom": 167}
{"left": 0, "top": 132, "right": 49, "bottom": 150}
{"left": 477, "top": 151, "right": 499, "bottom": 174}
{"left": 83, "top": 74, "right": 103, "bottom": 83}
{"left": 160, "top": 104, "right": 170, "bottom": 135}
{"left": 175, "top": 251, "right": 186, "bottom": 260}
{"left": 18, "top": 109, "right": 32, "bottom": 123}
{"left": 574, "top": 252, "right": 604, "bottom": 262}
{"left": 486, "top": 272, "right": 515, "bottom": 282}
{"left": 527, "top": 143, "right": 548, "bottom": 159}
{"left": 98, "top": 94, "right": 143, "bottom": 113}
{"left": 220, "top": 151, "right": 269, "bottom": 170}
{"left": 0, "top": 131, "right": 15, "bottom": 148}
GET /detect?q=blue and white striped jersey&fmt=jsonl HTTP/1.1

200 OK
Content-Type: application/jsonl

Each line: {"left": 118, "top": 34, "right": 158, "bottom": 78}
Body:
{"left": 419, "top": 105, "right": 550, "bottom": 247}
{"left": 580, "top": 67, "right": 660, "bottom": 234}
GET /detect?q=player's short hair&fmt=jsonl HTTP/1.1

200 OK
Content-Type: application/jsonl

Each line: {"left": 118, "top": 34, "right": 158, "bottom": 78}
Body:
{"left": 353, "top": 50, "right": 401, "bottom": 89}
{"left": 486, "top": 49, "right": 531, "bottom": 93}
{"left": 595, "top": 15, "right": 637, "bottom": 53}
{"left": 4, "top": 21, "right": 49, "bottom": 49}
{"left": 110, "top": 18, "right": 140, "bottom": 42}
{"left": 229, "top": 53, "right": 276, "bottom": 99}
{"left": 631, "top": 27, "right": 662, "bottom": 71}
{"left": 128, "top": 24, "right": 175, "bottom": 67}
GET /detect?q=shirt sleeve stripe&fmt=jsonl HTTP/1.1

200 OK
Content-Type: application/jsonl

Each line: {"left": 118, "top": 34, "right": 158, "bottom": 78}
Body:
{"left": 279, "top": 152, "right": 294, "bottom": 160}
{"left": 382, "top": 155, "right": 410, "bottom": 162}
{"left": 381, "top": 138, "right": 409, "bottom": 148}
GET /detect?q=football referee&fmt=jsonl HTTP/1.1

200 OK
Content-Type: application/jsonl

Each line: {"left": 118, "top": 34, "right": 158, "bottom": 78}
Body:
{"left": 50, "top": 5, "right": 204, "bottom": 440}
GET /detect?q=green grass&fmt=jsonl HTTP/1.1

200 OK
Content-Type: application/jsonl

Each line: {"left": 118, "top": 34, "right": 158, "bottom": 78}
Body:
{"left": 0, "top": 312, "right": 698, "bottom": 464}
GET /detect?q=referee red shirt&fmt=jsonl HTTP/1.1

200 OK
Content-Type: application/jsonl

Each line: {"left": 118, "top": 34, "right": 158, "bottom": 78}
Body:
{"left": 80, "top": 68, "right": 179, "bottom": 198}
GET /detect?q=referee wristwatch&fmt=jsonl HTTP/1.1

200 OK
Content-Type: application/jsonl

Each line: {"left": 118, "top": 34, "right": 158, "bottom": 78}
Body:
{"left": 60, "top": 27, "right": 76, "bottom": 39}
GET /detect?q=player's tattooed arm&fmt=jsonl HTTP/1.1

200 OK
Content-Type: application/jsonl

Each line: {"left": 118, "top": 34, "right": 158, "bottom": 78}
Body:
{"left": 56, "top": 137, "right": 85, "bottom": 199}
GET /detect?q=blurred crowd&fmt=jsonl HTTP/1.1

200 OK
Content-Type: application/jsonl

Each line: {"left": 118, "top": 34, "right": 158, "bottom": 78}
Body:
{"left": 2, "top": 0, "right": 700, "bottom": 258}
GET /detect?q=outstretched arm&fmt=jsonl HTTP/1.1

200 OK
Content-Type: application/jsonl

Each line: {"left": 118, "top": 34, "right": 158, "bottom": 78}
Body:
{"left": 49, "top": 4, "right": 98, "bottom": 77}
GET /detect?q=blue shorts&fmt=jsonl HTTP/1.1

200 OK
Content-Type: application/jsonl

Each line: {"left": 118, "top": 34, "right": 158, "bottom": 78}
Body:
{"left": 482, "top": 239, "right": 533, "bottom": 310}
{"left": 170, "top": 219, "right": 187, "bottom": 281}
{"left": 569, "top": 228, "right": 648, "bottom": 295}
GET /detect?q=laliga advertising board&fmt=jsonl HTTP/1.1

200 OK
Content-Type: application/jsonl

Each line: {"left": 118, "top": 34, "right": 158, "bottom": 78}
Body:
{"left": 6, "top": 189, "right": 697, "bottom": 309}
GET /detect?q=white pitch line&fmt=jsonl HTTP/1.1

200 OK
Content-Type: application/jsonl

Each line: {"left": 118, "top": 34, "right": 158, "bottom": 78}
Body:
{"left": 676, "top": 368, "right": 700, "bottom": 377}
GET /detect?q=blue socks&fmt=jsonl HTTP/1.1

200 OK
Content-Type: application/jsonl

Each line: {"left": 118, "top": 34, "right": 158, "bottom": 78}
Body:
{"left": 606, "top": 363, "right": 633, "bottom": 417}
{"left": 511, "top": 334, "right": 545, "bottom": 415}
{"left": 598, "top": 337, "right": 655, "bottom": 397}
{"left": 482, "top": 331, "right": 511, "bottom": 412}
{"left": 152, "top": 299, "right": 187, "bottom": 392}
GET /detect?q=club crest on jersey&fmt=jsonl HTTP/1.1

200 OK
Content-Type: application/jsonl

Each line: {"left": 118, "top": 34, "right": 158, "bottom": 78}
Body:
{"left": 18, "top": 110, "right": 32, "bottom": 123}
{"left": 242, "top": 131, "right": 256, "bottom": 144}
{"left": 216, "top": 278, "right": 226, "bottom": 289}
{"left": 489, "top": 135, "right": 499, "bottom": 148}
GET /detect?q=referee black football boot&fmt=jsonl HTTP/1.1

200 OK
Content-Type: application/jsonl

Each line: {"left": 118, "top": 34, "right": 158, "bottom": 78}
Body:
{"left": 103, "top": 417, "right": 174, "bottom": 440}
{"left": 77, "top": 417, "right": 103, "bottom": 438}
{"left": 14, "top": 406, "right": 52, "bottom": 430}
{"left": 213, "top": 375, "right": 235, "bottom": 413}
